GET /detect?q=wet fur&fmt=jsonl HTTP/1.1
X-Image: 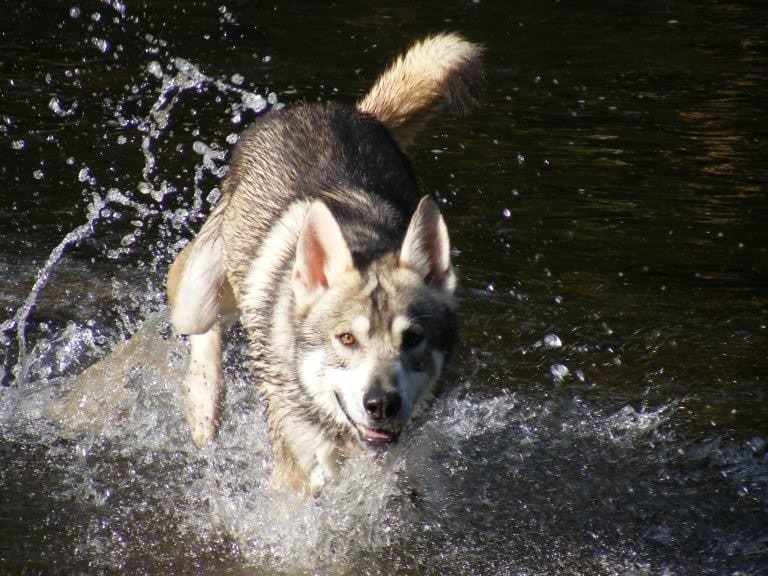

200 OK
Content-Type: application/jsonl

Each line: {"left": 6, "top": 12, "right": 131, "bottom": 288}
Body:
{"left": 167, "top": 33, "right": 482, "bottom": 493}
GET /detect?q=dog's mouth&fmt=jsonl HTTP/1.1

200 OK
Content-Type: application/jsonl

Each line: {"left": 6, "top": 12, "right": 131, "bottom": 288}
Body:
{"left": 334, "top": 392, "right": 400, "bottom": 448}
{"left": 355, "top": 423, "right": 400, "bottom": 445}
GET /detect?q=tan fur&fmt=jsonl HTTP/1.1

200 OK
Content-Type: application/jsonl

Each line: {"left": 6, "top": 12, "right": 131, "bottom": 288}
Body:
{"left": 166, "top": 241, "right": 189, "bottom": 310}
{"left": 167, "top": 238, "right": 237, "bottom": 313}
{"left": 358, "top": 33, "right": 483, "bottom": 147}
{"left": 166, "top": 204, "right": 238, "bottom": 332}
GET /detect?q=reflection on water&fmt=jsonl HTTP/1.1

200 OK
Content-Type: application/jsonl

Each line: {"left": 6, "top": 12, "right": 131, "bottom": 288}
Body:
{"left": 1, "top": 1, "right": 766, "bottom": 575}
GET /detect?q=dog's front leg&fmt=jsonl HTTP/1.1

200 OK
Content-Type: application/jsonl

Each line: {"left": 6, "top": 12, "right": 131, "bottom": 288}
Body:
{"left": 309, "top": 443, "right": 341, "bottom": 495}
{"left": 167, "top": 218, "right": 236, "bottom": 446}
{"left": 183, "top": 324, "right": 225, "bottom": 446}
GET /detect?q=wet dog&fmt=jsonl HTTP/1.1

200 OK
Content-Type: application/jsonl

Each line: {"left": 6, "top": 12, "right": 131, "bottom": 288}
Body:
{"left": 167, "top": 33, "right": 482, "bottom": 493}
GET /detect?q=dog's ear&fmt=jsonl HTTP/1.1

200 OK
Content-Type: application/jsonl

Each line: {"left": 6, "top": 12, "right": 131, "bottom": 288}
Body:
{"left": 293, "top": 201, "right": 354, "bottom": 305}
{"left": 400, "top": 196, "right": 456, "bottom": 292}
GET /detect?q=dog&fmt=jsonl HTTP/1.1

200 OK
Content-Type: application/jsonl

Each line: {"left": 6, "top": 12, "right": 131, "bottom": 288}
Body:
{"left": 166, "top": 33, "right": 483, "bottom": 494}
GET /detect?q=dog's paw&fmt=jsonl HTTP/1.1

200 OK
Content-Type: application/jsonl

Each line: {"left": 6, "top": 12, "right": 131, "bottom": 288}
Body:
{"left": 188, "top": 415, "right": 218, "bottom": 447}
{"left": 309, "top": 465, "right": 327, "bottom": 496}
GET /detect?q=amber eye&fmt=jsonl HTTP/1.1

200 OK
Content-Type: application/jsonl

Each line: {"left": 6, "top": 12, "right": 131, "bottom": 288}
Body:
{"left": 401, "top": 328, "right": 425, "bottom": 350}
{"left": 337, "top": 332, "right": 356, "bottom": 346}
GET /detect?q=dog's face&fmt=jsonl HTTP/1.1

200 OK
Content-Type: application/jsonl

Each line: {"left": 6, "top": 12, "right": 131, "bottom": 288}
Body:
{"left": 292, "top": 197, "right": 456, "bottom": 449}
{"left": 297, "top": 263, "right": 456, "bottom": 447}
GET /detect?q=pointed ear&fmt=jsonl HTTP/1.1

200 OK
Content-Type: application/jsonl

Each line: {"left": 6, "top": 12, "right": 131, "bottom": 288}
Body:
{"left": 293, "top": 201, "right": 354, "bottom": 306}
{"left": 399, "top": 196, "right": 456, "bottom": 292}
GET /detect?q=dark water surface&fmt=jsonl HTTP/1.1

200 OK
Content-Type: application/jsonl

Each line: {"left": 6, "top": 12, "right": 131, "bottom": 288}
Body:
{"left": 1, "top": 1, "right": 766, "bottom": 575}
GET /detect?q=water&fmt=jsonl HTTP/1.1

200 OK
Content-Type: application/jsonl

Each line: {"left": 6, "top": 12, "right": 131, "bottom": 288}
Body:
{"left": 1, "top": 1, "right": 766, "bottom": 574}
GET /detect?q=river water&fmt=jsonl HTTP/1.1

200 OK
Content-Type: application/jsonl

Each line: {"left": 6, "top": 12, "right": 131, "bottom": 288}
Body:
{"left": 1, "top": 1, "right": 766, "bottom": 575}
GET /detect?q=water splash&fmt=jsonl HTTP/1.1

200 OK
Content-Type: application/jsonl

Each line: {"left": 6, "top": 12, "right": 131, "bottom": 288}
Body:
{"left": 1, "top": 11, "right": 279, "bottom": 386}
{"left": 1, "top": 217, "right": 101, "bottom": 384}
{"left": 49, "top": 96, "right": 79, "bottom": 117}
{"left": 3, "top": 302, "right": 766, "bottom": 576}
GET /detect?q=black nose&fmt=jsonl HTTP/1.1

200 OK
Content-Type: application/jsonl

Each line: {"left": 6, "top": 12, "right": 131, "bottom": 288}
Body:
{"left": 363, "top": 389, "right": 402, "bottom": 421}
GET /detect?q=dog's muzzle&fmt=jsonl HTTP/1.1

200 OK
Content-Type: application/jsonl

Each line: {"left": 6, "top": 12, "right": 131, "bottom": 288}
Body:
{"left": 334, "top": 391, "right": 402, "bottom": 448}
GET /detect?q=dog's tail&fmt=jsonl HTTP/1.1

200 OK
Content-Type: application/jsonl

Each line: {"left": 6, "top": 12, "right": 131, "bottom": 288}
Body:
{"left": 357, "top": 32, "right": 483, "bottom": 148}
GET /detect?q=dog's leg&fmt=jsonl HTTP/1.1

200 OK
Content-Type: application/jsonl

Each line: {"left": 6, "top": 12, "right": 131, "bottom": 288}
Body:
{"left": 309, "top": 443, "right": 341, "bottom": 495}
{"left": 183, "top": 324, "right": 225, "bottom": 446}
{"left": 270, "top": 435, "right": 312, "bottom": 494}
{"left": 167, "top": 228, "right": 236, "bottom": 336}
{"left": 167, "top": 221, "right": 237, "bottom": 446}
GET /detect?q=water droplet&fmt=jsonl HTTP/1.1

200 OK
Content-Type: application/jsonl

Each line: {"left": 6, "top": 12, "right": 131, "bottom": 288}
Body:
{"left": 543, "top": 334, "right": 562, "bottom": 348}
{"left": 49, "top": 96, "right": 78, "bottom": 117}
{"left": 91, "top": 11, "right": 101, "bottom": 22}
{"left": 485, "top": 283, "right": 495, "bottom": 294}
{"left": 516, "top": 153, "right": 525, "bottom": 165}
{"left": 111, "top": 1, "right": 127, "bottom": 16}
{"left": 231, "top": 73, "right": 245, "bottom": 86}
{"left": 241, "top": 92, "right": 266, "bottom": 114}
{"left": 550, "top": 364, "right": 569, "bottom": 381}
{"left": 69, "top": 6, "right": 81, "bottom": 18}
{"left": 501, "top": 208, "right": 512, "bottom": 220}
{"left": 147, "top": 61, "right": 163, "bottom": 79}
{"left": 11, "top": 139, "right": 25, "bottom": 151}
{"left": 92, "top": 37, "right": 110, "bottom": 54}
{"left": 78, "top": 167, "right": 91, "bottom": 182}
{"left": 33, "top": 170, "right": 44, "bottom": 180}
{"left": 206, "top": 187, "right": 222, "bottom": 205}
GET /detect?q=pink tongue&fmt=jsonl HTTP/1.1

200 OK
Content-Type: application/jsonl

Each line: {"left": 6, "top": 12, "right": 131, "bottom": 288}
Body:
{"left": 359, "top": 425, "right": 394, "bottom": 441}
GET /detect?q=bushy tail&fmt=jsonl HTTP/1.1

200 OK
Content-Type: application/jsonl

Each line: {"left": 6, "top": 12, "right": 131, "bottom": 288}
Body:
{"left": 357, "top": 33, "right": 483, "bottom": 148}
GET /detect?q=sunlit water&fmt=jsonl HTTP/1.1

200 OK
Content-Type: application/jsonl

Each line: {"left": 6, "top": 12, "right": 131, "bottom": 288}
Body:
{"left": 2, "top": 1, "right": 766, "bottom": 575}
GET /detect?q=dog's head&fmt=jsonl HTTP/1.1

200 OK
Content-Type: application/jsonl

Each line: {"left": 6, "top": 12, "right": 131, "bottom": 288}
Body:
{"left": 292, "top": 196, "right": 457, "bottom": 449}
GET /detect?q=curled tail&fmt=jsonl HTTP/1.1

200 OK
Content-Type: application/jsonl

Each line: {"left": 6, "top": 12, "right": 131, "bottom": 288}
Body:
{"left": 357, "top": 32, "right": 483, "bottom": 148}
